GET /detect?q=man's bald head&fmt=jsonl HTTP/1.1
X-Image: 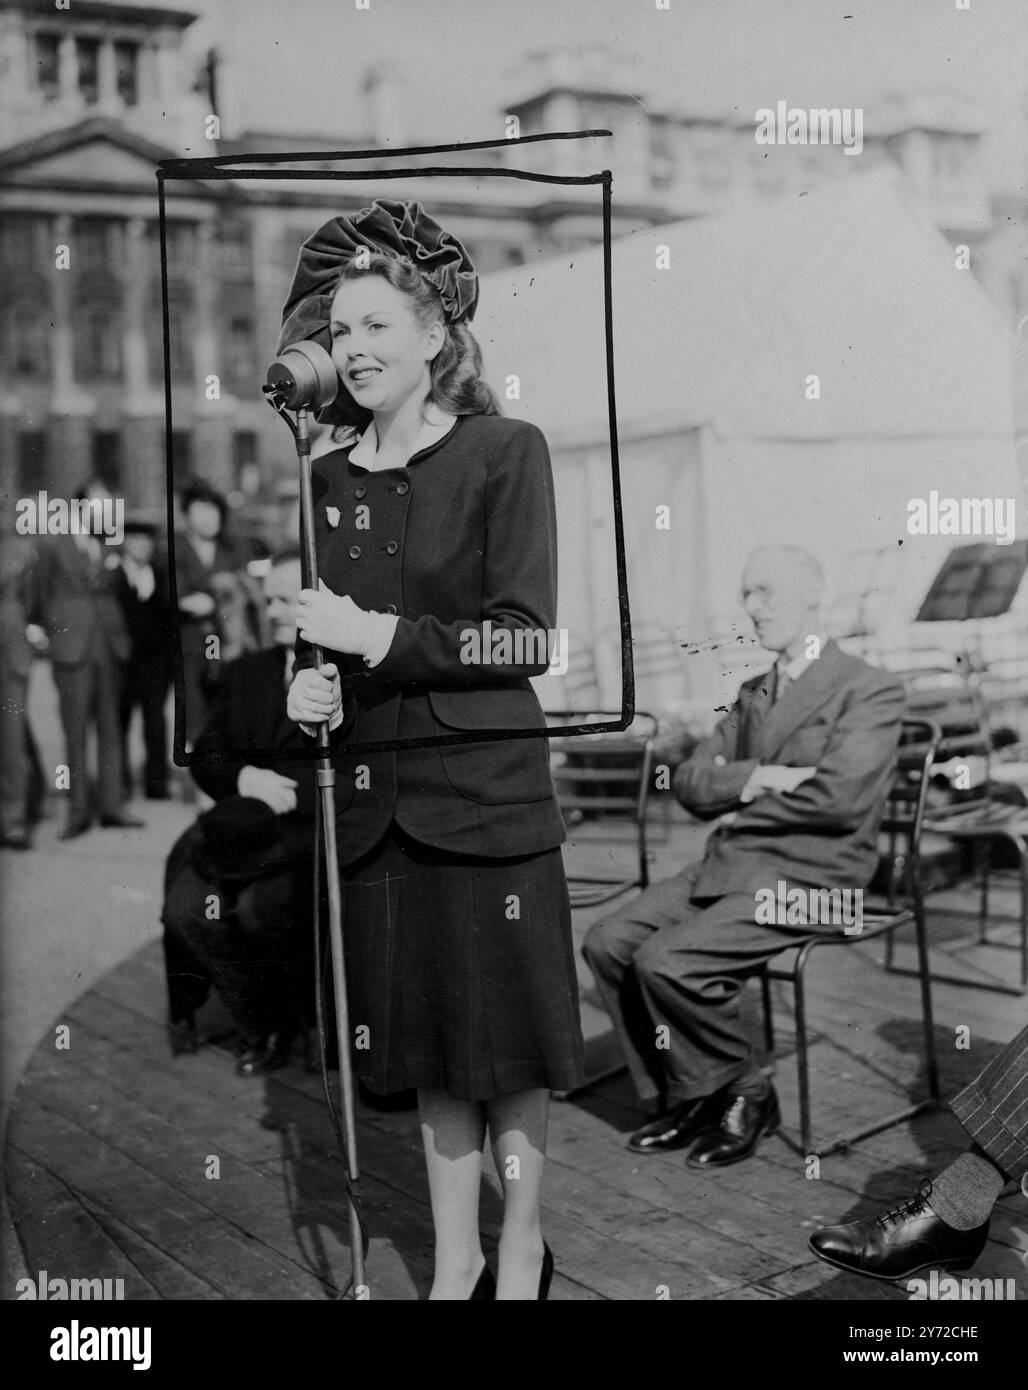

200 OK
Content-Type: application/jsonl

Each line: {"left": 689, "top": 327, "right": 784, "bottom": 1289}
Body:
{"left": 740, "top": 546, "right": 824, "bottom": 658}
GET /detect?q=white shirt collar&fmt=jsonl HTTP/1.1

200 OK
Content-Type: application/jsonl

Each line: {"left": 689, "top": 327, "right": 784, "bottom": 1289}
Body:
{"left": 781, "top": 635, "right": 829, "bottom": 682}
{"left": 349, "top": 401, "right": 457, "bottom": 470}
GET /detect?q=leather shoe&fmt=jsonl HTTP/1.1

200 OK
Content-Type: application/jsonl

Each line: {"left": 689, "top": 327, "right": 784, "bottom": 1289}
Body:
{"left": 236, "top": 1032, "right": 290, "bottom": 1076}
{"left": 60, "top": 818, "right": 92, "bottom": 840}
{"left": 99, "top": 814, "right": 145, "bottom": 829}
{"left": 808, "top": 1181, "right": 990, "bottom": 1282}
{"left": 686, "top": 1085, "right": 780, "bottom": 1168}
{"left": 628, "top": 1092, "right": 722, "bottom": 1154}
{"left": 0, "top": 830, "right": 30, "bottom": 850}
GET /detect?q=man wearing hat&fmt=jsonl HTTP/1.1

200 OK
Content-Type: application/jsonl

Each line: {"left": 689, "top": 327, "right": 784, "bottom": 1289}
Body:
{"left": 116, "top": 516, "right": 172, "bottom": 800}
{"left": 161, "top": 549, "right": 316, "bottom": 1074}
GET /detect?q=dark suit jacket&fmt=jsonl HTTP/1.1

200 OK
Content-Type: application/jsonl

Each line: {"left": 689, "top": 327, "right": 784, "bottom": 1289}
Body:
{"left": 295, "top": 413, "right": 566, "bottom": 865}
{"left": 115, "top": 550, "right": 172, "bottom": 659}
{"left": 192, "top": 646, "right": 316, "bottom": 851}
{"left": 675, "top": 640, "right": 906, "bottom": 902}
{"left": 0, "top": 535, "right": 35, "bottom": 681}
{"left": 25, "top": 536, "right": 130, "bottom": 667}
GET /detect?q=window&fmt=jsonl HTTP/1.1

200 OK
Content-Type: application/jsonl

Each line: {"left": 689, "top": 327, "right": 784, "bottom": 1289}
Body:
{"left": 167, "top": 289, "right": 194, "bottom": 382}
{"left": 34, "top": 33, "right": 60, "bottom": 100}
{"left": 233, "top": 432, "right": 259, "bottom": 495}
{"left": 226, "top": 315, "right": 254, "bottom": 389}
{"left": 0, "top": 215, "right": 41, "bottom": 269}
{"left": 76, "top": 38, "right": 100, "bottom": 104}
{"left": 91, "top": 433, "right": 122, "bottom": 491}
{"left": 7, "top": 302, "right": 50, "bottom": 378}
{"left": 165, "top": 223, "right": 197, "bottom": 273}
{"left": 74, "top": 304, "right": 123, "bottom": 382}
{"left": 18, "top": 433, "right": 47, "bottom": 496}
{"left": 74, "top": 218, "right": 121, "bottom": 271}
{"left": 114, "top": 41, "right": 139, "bottom": 106}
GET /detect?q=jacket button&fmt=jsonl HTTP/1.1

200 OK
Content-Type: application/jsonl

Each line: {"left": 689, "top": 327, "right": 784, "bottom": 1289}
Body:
{"left": 354, "top": 486, "right": 367, "bottom": 499}
{"left": 387, "top": 603, "right": 398, "bottom": 615}
{"left": 396, "top": 482, "right": 409, "bottom": 496}
{"left": 349, "top": 545, "right": 361, "bottom": 559}
{"left": 385, "top": 541, "right": 398, "bottom": 555}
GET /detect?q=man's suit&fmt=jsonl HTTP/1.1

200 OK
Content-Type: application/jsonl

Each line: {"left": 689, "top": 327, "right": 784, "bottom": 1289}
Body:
{"left": 161, "top": 646, "right": 316, "bottom": 1045}
{"left": 116, "top": 552, "right": 172, "bottom": 797}
{"left": 0, "top": 536, "right": 39, "bottom": 838}
{"left": 583, "top": 641, "right": 906, "bottom": 1105}
{"left": 26, "top": 535, "right": 131, "bottom": 825}
{"left": 951, "top": 1023, "right": 1028, "bottom": 1182}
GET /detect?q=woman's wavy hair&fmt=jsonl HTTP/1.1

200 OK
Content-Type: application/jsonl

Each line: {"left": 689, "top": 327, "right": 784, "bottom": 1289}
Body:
{"left": 329, "top": 253, "right": 500, "bottom": 435}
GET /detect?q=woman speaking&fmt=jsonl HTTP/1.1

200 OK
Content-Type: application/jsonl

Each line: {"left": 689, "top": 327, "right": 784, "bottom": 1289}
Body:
{"left": 282, "top": 201, "right": 585, "bottom": 1300}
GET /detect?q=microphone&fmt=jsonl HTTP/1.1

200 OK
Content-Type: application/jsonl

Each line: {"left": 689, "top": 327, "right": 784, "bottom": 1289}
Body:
{"left": 263, "top": 340, "right": 338, "bottom": 412}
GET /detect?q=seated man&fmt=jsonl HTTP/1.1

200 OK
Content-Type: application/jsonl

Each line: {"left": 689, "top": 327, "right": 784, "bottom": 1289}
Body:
{"left": 583, "top": 545, "right": 905, "bottom": 1167}
{"left": 162, "top": 549, "right": 316, "bottom": 1075}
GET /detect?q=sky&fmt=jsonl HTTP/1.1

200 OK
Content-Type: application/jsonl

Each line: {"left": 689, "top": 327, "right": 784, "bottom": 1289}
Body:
{"left": 169, "top": 0, "right": 1028, "bottom": 192}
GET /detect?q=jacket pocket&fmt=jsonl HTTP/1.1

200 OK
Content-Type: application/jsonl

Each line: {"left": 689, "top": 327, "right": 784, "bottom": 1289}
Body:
{"left": 428, "top": 683, "right": 546, "bottom": 732}
{"left": 428, "top": 686, "right": 555, "bottom": 805}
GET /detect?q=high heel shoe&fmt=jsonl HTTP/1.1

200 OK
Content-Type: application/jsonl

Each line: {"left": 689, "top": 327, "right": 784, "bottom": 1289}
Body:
{"left": 538, "top": 1244, "right": 553, "bottom": 1301}
{"left": 469, "top": 1262, "right": 495, "bottom": 1300}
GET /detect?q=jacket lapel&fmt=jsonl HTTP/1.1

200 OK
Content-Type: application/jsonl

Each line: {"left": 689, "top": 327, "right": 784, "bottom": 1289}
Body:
{"left": 759, "top": 640, "right": 846, "bottom": 761}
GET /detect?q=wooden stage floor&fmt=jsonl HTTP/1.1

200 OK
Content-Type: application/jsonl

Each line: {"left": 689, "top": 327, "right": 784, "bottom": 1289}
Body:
{"left": 5, "top": 851, "right": 1027, "bottom": 1301}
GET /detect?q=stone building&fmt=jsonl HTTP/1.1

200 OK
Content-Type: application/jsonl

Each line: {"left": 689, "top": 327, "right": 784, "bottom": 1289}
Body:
{"left": 0, "top": 0, "right": 1020, "bottom": 516}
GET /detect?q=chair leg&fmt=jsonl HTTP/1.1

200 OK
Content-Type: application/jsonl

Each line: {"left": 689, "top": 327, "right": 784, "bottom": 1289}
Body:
{"left": 977, "top": 840, "right": 991, "bottom": 944}
{"left": 793, "top": 968, "right": 812, "bottom": 1156}
{"left": 910, "top": 906, "right": 940, "bottom": 1101}
{"left": 1017, "top": 837, "right": 1028, "bottom": 991}
{"left": 760, "top": 973, "right": 774, "bottom": 1056}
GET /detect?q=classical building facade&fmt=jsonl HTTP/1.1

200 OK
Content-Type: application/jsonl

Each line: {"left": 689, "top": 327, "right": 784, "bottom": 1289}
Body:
{"left": 1, "top": 0, "right": 1022, "bottom": 516}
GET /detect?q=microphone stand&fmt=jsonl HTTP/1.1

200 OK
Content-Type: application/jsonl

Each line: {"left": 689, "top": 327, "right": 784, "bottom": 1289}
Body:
{"left": 268, "top": 396, "right": 367, "bottom": 1298}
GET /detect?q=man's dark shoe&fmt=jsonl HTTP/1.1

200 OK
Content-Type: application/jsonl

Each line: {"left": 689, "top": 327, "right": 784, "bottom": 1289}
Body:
{"left": 628, "top": 1092, "right": 723, "bottom": 1154}
{"left": 99, "top": 814, "right": 145, "bottom": 829}
{"left": 59, "top": 818, "right": 92, "bottom": 841}
{"left": 686, "top": 1086, "right": 780, "bottom": 1168}
{"left": 808, "top": 1182, "right": 990, "bottom": 1282}
{"left": 0, "top": 829, "right": 30, "bottom": 850}
{"left": 236, "top": 1032, "right": 290, "bottom": 1077}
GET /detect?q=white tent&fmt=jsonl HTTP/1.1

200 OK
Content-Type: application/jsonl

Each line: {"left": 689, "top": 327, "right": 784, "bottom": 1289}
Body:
{"left": 474, "top": 170, "right": 1021, "bottom": 716}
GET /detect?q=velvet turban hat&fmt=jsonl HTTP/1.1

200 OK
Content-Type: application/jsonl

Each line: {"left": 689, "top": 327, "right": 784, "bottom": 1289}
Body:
{"left": 278, "top": 199, "right": 479, "bottom": 357}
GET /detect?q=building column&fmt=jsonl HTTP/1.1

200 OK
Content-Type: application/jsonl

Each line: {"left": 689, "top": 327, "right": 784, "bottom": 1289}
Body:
{"left": 57, "top": 34, "right": 77, "bottom": 104}
{"left": 98, "top": 38, "right": 119, "bottom": 114}
{"left": 122, "top": 218, "right": 166, "bottom": 513}
{"left": 49, "top": 215, "right": 95, "bottom": 494}
{"left": 191, "top": 221, "right": 233, "bottom": 494}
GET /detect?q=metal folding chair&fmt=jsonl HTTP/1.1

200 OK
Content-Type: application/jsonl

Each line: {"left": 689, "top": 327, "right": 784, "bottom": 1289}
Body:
{"left": 758, "top": 718, "right": 943, "bottom": 1156}
{"left": 885, "top": 669, "right": 1028, "bottom": 995}
{"left": 548, "top": 712, "right": 657, "bottom": 907}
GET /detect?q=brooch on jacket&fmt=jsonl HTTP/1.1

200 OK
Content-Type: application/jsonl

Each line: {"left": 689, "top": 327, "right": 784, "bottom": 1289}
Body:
{"left": 325, "top": 507, "right": 340, "bottom": 529}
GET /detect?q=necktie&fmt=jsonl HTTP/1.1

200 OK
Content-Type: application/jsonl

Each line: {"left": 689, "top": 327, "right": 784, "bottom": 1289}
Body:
{"left": 773, "top": 665, "right": 790, "bottom": 704}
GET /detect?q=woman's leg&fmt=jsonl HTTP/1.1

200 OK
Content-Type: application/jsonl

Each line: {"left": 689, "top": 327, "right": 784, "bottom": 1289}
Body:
{"left": 418, "top": 1087, "right": 488, "bottom": 1299}
{"left": 487, "top": 1087, "right": 549, "bottom": 1300}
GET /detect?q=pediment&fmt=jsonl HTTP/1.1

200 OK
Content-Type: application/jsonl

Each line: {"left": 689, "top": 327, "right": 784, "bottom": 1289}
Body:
{"left": 0, "top": 123, "right": 218, "bottom": 199}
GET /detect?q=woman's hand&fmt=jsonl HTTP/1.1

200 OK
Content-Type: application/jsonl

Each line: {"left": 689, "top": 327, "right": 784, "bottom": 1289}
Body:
{"left": 295, "top": 580, "right": 374, "bottom": 656}
{"left": 287, "top": 663, "right": 342, "bottom": 726}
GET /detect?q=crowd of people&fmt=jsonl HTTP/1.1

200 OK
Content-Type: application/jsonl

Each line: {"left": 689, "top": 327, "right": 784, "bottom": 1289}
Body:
{"left": 0, "top": 475, "right": 267, "bottom": 847}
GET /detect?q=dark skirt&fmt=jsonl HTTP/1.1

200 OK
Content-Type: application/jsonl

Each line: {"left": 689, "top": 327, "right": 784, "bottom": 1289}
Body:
{"left": 341, "top": 822, "right": 586, "bottom": 1102}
